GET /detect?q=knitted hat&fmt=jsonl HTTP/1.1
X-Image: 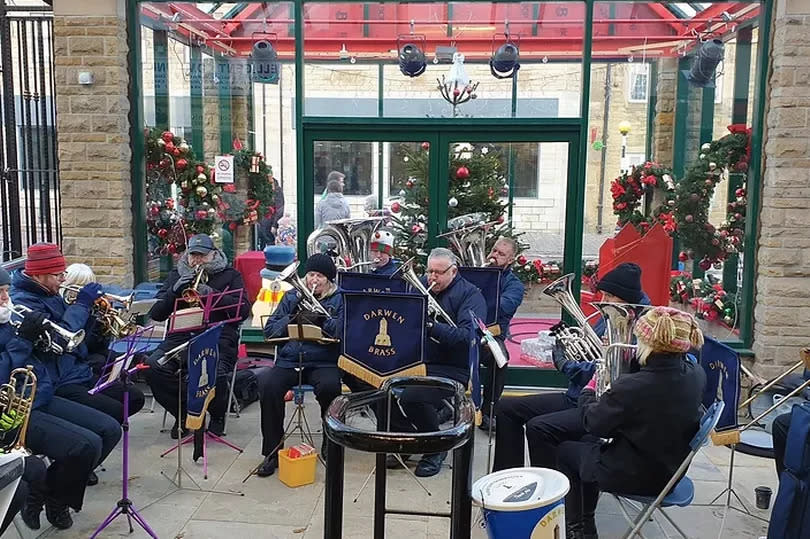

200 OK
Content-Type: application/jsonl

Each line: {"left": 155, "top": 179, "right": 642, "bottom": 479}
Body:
{"left": 634, "top": 306, "right": 704, "bottom": 354}
{"left": 597, "top": 262, "right": 643, "bottom": 304}
{"left": 370, "top": 230, "right": 395, "bottom": 256}
{"left": 25, "top": 243, "right": 67, "bottom": 276}
{"left": 0, "top": 267, "right": 10, "bottom": 287}
{"left": 305, "top": 253, "right": 337, "bottom": 282}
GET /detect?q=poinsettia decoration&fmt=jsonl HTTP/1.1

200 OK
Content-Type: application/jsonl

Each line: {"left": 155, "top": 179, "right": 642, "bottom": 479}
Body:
{"left": 610, "top": 161, "right": 677, "bottom": 236}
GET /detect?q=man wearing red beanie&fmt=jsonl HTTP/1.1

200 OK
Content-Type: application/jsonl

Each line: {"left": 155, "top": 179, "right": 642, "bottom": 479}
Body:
{"left": 10, "top": 243, "right": 145, "bottom": 423}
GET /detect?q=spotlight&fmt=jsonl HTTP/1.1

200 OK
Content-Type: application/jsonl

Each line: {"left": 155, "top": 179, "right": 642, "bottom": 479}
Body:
{"left": 686, "top": 38, "right": 724, "bottom": 88}
{"left": 489, "top": 36, "right": 520, "bottom": 79}
{"left": 251, "top": 37, "right": 279, "bottom": 84}
{"left": 397, "top": 35, "right": 427, "bottom": 78}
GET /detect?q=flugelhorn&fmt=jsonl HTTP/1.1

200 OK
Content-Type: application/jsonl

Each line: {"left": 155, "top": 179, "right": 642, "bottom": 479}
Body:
{"left": 278, "top": 261, "right": 331, "bottom": 317}
{"left": 60, "top": 285, "right": 135, "bottom": 311}
{"left": 60, "top": 285, "right": 138, "bottom": 338}
{"left": 9, "top": 305, "right": 86, "bottom": 354}
{"left": 180, "top": 265, "right": 206, "bottom": 306}
{"left": 0, "top": 365, "right": 37, "bottom": 452}
{"left": 396, "top": 258, "right": 457, "bottom": 327}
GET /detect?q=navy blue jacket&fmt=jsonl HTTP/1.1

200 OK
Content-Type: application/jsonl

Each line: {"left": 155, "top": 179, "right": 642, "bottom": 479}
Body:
{"left": 0, "top": 321, "right": 56, "bottom": 409}
{"left": 265, "top": 287, "right": 344, "bottom": 369}
{"left": 423, "top": 274, "right": 487, "bottom": 384}
{"left": 10, "top": 271, "right": 94, "bottom": 387}
{"left": 371, "top": 259, "right": 401, "bottom": 276}
{"left": 496, "top": 267, "right": 524, "bottom": 338}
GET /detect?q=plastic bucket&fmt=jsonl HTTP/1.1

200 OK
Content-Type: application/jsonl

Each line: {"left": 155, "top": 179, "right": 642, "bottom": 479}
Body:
{"left": 472, "top": 467, "right": 570, "bottom": 538}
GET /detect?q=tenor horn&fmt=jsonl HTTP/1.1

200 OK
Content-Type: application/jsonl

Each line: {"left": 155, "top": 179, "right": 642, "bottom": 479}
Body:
{"left": 0, "top": 366, "right": 37, "bottom": 452}
{"left": 278, "top": 261, "right": 331, "bottom": 317}
{"left": 542, "top": 273, "right": 603, "bottom": 357}
{"left": 9, "top": 305, "right": 86, "bottom": 354}
{"left": 591, "top": 302, "right": 650, "bottom": 397}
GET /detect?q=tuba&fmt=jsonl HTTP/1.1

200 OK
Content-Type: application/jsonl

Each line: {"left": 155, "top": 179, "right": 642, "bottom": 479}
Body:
{"left": 396, "top": 258, "right": 457, "bottom": 327}
{"left": 591, "top": 302, "right": 650, "bottom": 397}
{"left": 60, "top": 285, "right": 138, "bottom": 339}
{"left": 9, "top": 305, "right": 86, "bottom": 354}
{"left": 278, "top": 261, "right": 331, "bottom": 317}
{"left": 306, "top": 217, "right": 386, "bottom": 272}
{"left": 0, "top": 366, "right": 37, "bottom": 452}
{"left": 438, "top": 213, "right": 498, "bottom": 267}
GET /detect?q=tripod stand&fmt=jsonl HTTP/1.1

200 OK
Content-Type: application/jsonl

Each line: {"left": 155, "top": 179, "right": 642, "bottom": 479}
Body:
{"left": 91, "top": 365, "right": 157, "bottom": 538}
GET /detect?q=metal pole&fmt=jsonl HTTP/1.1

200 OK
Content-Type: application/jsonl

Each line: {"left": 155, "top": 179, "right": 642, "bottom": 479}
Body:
{"left": 324, "top": 437, "right": 345, "bottom": 539}
{"left": 449, "top": 436, "right": 473, "bottom": 539}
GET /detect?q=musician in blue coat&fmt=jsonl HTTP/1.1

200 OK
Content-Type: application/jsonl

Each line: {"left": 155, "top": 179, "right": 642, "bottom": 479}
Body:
{"left": 255, "top": 254, "right": 344, "bottom": 477}
{"left": 479, "top": 237, "right": 525, "bottom": 432}
{"left": 368, "top": 229, "right": 401, "bottom": 276}
{"left": 0, "top": 266, "right": 121, "bottom": 530}
{"left": 10, "top": 243, "right": 144, "bottom": 423}
{"left": 388, "top": 248, "right": 487, "bottom": 478}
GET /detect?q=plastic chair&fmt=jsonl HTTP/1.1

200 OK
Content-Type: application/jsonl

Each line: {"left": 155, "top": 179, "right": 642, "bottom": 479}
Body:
{"left": 613, "top": 400, "right": 725, "bottom": 539}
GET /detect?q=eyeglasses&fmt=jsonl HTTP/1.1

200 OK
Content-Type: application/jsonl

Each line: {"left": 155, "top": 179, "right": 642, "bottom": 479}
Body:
{"left": 426, "top": 265, "right": 455, "bottom": 276}
{"left": 48, "top": 272, "right": 67, "bottom": 279}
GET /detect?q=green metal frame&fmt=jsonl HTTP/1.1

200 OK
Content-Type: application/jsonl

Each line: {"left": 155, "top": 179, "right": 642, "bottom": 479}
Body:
{"left": 127, "top": 0, "right": 773, "bottom": 375}
{"left": 190, "top": 44, "right": 204, "bottom": 154}
{"left": 152, "top": 29, "right": 169, "bottom": 128}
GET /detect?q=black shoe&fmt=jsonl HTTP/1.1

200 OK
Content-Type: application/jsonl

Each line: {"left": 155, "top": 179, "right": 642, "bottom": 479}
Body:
{"left": 192, "top": 429, "right": 204, "bottom": 462}
{"left": 478, "top": 414, "right": 496, "bottom": 433}
{"left": 415, "top": 452, "right": 447, "bottom": 477}
{"left": 385, "top": 454, "right": 411, "bottom": 469}
{"left": 208, "top": 416, "right": 226, "bottom": 437}
{"left": 45, "top": 501, "right": 73, "bottom": 530}
{"left": 87, "top": 470, "right": 99, "bottom": 486}
{"left": 170, "top": 419, "right": 189, "bottom": 440}
{"left": 21, "top": 501, "right": 42, "bottom": 530}
{"left": 256, "top": 455, "right": 278, "bottom": 477}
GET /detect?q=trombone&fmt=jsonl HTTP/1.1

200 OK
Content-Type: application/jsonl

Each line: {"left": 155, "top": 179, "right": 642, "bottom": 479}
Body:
{"left": 9, "top": 305, "right": 86, "bottom": 354}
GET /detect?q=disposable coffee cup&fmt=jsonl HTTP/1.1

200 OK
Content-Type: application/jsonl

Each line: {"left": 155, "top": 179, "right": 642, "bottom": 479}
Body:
{"left": 754, "top": 486, "right": 772, "bottom": 510}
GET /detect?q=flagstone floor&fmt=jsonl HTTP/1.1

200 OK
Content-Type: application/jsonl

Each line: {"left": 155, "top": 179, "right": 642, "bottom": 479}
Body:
{"left": 2, "top": 388, "right": 773, "bottom": 539}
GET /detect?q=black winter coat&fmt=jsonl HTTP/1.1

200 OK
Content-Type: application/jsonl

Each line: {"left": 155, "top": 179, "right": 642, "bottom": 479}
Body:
{"left": 578, "top": 352, "right": 706, "bottom": 496}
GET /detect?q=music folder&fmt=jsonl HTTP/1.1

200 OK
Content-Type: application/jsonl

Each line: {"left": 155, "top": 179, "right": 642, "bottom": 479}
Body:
{"left": 264, "top": 312, "right": 338, "bottom": 345}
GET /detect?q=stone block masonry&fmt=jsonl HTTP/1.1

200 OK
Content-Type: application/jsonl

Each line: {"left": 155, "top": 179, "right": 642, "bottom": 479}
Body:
{"left": 53, "top": 9, "right": 134, "bottom": 286}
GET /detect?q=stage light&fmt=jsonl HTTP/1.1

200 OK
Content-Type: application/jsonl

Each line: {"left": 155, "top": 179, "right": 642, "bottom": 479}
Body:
{"left": 687, "top": 38, "right": 724, "bottom": 88}
{"left": 489, "top": 40, "right": 520, "bottom": 79}
{"left": 251, "top": 39, "right": 279, "bottom": 84}
{"left": 398, "top": 37, "right": 426, "bottom": 78}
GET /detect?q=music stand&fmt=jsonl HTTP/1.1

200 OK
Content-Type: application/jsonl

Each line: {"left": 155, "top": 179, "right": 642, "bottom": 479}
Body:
{"left": 243, "top": 314, "right": 338, "bottom": 482}
{"left": 90, "top": 326, "right": 158, "bottom": 539}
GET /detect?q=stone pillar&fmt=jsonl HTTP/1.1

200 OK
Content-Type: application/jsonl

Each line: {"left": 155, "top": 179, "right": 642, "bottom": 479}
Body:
{"left": 652, "top": 58, "right": 677, "bottom": 165}
{"left": 229, "top": 58, "right": 253, "bottom": 256}
{"left": 52, "top": 0, "right": 133, "bottom": 285}
{"left": 753, "top": 0, "right": 810, "bottom": 378}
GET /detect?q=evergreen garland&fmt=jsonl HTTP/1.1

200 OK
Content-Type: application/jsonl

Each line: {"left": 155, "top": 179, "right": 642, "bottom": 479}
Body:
{"left": 610, "top": 161, "right": 677, "bottom": 235}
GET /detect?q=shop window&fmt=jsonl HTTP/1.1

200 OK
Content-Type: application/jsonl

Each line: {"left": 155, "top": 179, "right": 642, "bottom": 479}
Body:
{"left": 627, "top": 64, "right": 650, "bottom": 103}
{"left": 314, "top": 141, "right": 373, "bottom": 196}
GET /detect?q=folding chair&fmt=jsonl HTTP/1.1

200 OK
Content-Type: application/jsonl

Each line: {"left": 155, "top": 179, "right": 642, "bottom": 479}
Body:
{"left": 613, "top": 400, "right": 725, "bottom": 539}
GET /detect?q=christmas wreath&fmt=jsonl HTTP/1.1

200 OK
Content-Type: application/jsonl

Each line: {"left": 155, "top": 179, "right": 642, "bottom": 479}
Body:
{"left": 674, "top": 124, "right": 751, "bottom": 270}
{"left": 512, "top": 256, "right": 599, "bottom": 287}
{"left": 610, "top": 161, "right": 677, "bottom": 235}
{"left": 145, "top": 129, "right": 223, "bottom": 255}
{"left": 218, "top": 141, "right": 276, "bottom": 231}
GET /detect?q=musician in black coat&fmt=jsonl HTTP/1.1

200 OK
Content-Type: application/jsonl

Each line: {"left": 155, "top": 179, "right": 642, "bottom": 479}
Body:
{"left": 145, "top": 234, "right": 249, "bottom": 438}
{"left": 556, "top": 306, "right": 706, "bottom": 539}
{"left": 389, "top": 248, "right": 487, "bottom": 478}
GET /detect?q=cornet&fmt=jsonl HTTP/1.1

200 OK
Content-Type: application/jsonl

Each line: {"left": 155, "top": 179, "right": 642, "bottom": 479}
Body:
{"left": 9, "top": 305, "right": 86, "bottom": 354}
{"left": 180, "top": 265, "right": 206, "bottom": 306}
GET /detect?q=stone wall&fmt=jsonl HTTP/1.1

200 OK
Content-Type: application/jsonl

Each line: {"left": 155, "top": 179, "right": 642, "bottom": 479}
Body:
{"left": 53, "top": 0, "right": 133, "bottom": 285}
{"left": 753, "top": 0, "right": 810, "bottom": 378}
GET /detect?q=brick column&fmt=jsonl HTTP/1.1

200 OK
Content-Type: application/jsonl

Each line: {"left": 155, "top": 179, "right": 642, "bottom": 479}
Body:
{"left": 753, "top": 0, "right": 810, "bottom": 377}
{"left": 52, "top": 0, "right": 133, "bottom": 285}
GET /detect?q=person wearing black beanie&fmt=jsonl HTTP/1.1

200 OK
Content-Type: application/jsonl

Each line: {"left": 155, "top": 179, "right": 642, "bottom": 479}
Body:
{"left": 596, "top": 262, "right": 644, "bottom": 305}
{"left": 254, "top": 253, "right": 344, "bottom": 478}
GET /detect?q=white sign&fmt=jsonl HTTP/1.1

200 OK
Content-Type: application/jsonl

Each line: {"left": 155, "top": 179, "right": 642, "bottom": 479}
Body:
{"left": 214, "top": 155, "right": 234, "bottom": 184}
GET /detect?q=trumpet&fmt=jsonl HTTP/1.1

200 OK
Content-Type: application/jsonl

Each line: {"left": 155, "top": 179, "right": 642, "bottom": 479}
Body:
{"left": 9, "top": 305, "right": 86, "bottom": 354}
{"left": 397, "top": 258, "right": 457, "bottom": 327}
{"left": 180, "top": 265, "right": 206, "bottom": 306}
{"left": 277, "top": 261, "right": 331, "bottom": 318}
{"left": 60, "top": 285, "right": 138, "bottom": 339}
{"left": 0, "top": 366, "right": 37, "bottom": 452}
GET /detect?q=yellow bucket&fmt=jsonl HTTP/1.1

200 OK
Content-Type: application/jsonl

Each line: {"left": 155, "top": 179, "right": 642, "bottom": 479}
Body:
{"left": 278, "top": 448, "right": 317, "bottom": 487}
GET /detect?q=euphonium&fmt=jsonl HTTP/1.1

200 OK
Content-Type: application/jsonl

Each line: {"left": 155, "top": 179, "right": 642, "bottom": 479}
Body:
{"left": 397, "top": 258, "right": 457, "bottom": 327}
{"left": 0, "top": 366, "right": 37, "bottom": 452}
{"left": 9, "top": 305, "right": 85, "bottom": 354}
{"left": 591, "top": 302, "right": 650, "bottom": 397}
{"left": 277, "top": 261, "right": 331, "bottom": 317}
{"left": 542, "top": 273, "right": 603, "bottom": 361}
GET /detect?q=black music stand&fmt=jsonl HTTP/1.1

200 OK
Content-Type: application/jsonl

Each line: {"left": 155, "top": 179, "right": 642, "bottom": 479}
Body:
{"left": 243, "top": 315, "right": 338, "bottom": 482}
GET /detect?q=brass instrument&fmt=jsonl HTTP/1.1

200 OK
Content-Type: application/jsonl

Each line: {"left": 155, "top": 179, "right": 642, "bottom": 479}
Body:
{"left": 397, "top": 259, "right": 457, "bottom": 327}
{"left": 0, "top": 366, "right": 37, "bottom": 452}
{"left": 306, "top": 217, "right": 386, "bottom": 273}
{"left": 591, "top": 302, "right": 650, "bottom": 397}
{"left": 60, "top": 285, "right": 138, "bottom": 338}
{"left": 9, "top": 305, "right": 86, "bottom": 354}
{"left": 437, "top": 213, "right": 499, "bottom": 267}
{"left": 542, "top": 273, "right": 603, "bottom": 361}
{"left": 278, "top": 261, "right": 331, "bottom": 317}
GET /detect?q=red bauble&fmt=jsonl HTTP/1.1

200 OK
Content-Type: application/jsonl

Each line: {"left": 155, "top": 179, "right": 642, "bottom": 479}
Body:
{"left": 161, "top": 131, "right": 174, "bottom": 143}
{"left": 411, "top": 224, "right": 421, "bottom": 234}
{"left": 518, "top": 255, "right": 527, "bottom": 265}
{"left": 719, "top": 230, "right": 728, "bottom": 238}
{"left": 164, "top": 141, "right": 175, "bottom": 152}
{"left": 406, "top": 180, "right": 414, "bottom": 189}
{"left": 421, "top": 142, "right": 430, "bottom": 151}
{"left": 195, "top": 210, "right": 208, "bottom": 220}
{"left": 735, "top": 187, "right": 746, "bottom": 198}
{"left": 455, "top": 166, "right": 470, "bottom": 179}
{"left": 157, "top": 228, "right": 168, "bottom": 239}
{"left": 685, "top": 214, "right": 694, "bottom": 223}
{"left": 149, "top": 205, "right": 159, "bottom": 217}
{"left": 159, "top": 159, "right": 170, "bottom": 168}
{"left": 391, "top": 202, "right": 401, "bottom": 213}
{"left": 228, "top": 222, "right": 238, "bottom": 231}
{"left": 453, "top": 88, "right": 460, "bottom": 97}
{"left": 196, "top": 165, "right": 205, "bottom": 174}
{"left": 496, "top": 215, "right": 504, "bottom": 224}
{"left": 172, "top": 148, "right": 181, "bottom": 157}
{"left": 734, "top": 212, "right": 742, "bottom": 220}
{"left": 678, "top": 251, "right": 688, "bottom": 262}
{"left": 705, "top": 179, "right": 713, "bottom": 186}
{"left": 167, "top": 243, "right": 177, "bottom": 254}
{"left": 176, "top": 159, "right": 188, "bottom": 170}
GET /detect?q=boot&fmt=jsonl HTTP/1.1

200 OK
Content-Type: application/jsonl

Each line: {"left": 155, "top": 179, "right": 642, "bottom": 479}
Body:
{"left": 208, "top": 416, "right": 226, "bottom": 437}
{"left": 192, "top": 429, "right": 205, "bottom": 462}
{"left": 256, "top": 455, "right": 278, "bottom": 477}
{"left": 171, "top": 418, "right": 189, "bottom": 440}
{"left": 21, "top": 488, "right": 45, "bottom": 530}
{"left": 45, "top": 500, "right": 73, "bottom": 530}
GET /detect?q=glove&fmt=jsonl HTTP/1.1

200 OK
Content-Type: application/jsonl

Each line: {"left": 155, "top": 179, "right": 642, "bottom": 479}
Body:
{"left": 76, "top": 282, "right": 103, "bottom": 307}
{"left": 551, "top": 341, "right": 568, "bottom": 372}
{"left": 172, "top": 274, "right": 195, "bottom": 294}
{"left": 195, "top": 284, "right": 214, "bottom": 298}
{"left": 584, "top": 374, "right": 597, "bottom": 392}
{"left": 0, "top": 410, "right": 23, "bottom": 431}
{"left": 17, "top": 310, "right": 48, "bottom": 343}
